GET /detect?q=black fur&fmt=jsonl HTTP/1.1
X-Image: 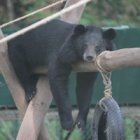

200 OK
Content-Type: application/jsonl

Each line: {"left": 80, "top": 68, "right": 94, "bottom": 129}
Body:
{"left": 8, "top": 19, "right": 116, "bottom": 131}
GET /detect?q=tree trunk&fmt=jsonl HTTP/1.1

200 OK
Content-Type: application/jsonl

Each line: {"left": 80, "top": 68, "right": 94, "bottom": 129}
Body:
{"left": 6, "top": 0, "right": 14, "bottom": 21}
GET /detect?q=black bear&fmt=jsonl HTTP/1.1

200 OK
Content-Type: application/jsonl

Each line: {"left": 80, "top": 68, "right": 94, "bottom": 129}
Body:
{"left": 7, "top": 19, "right": 116, "bottom": 131}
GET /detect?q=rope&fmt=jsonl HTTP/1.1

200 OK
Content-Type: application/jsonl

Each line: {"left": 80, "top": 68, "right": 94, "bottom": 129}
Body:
{"left": 95, "top": 51, "right": 113, "bottom": 111}
{"left": 0, "top": 0, "right": 66, "bottom": 29}
{"left": 0, "top": 0, "right": 91, "bottom": 44}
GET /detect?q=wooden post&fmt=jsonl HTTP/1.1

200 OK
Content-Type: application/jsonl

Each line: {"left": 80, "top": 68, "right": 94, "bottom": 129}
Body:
{"left": 0, "top": 30, "right": 27, "bottom": 116}
{"left": 60, "top": 0, "right": 86, "bottom": 24}
{"left": 16, "top": 76, "right": 52, "bottom": 140}
{"left": 32, "top": 0, "right": 87, "bottom": 74}
{"left": 0, "top": 30, "right": 51, "bottom": 140}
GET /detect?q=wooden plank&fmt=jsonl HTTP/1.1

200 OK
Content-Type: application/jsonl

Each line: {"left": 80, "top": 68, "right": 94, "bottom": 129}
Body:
{"left": 2, "top": 47, "right": 140, "bottom": 75}
{"left": 31, "top": 48, "right": 140, "bottom": 74}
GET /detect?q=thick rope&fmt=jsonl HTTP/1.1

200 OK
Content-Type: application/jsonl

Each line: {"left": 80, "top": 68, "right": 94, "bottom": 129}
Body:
{"left": 0, "top": 0, "right": 66, "bottom": 29}
{"left": 95, "top": 51, "right": 113, "bottom": 111}
{"left": 0, "top": 0, "right": 91, "bottom": 44}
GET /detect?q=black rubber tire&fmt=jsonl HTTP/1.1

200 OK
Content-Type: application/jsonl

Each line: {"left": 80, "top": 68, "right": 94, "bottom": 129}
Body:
{"left": 92, "top": 97, "right": 125, "bottom": 140}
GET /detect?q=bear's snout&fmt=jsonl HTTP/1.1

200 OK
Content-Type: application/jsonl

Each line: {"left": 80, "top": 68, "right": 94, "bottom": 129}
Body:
{"left": 83, "top": 53, "right": 96, "bottom": 62}
{"left": 83, "top": 47, "right": 96, "bottom": 62}
{"left": 86, "top": 56, "right": 94, "bottom": 61}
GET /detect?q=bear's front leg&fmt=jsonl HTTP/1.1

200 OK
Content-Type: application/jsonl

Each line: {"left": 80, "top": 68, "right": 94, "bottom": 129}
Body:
{"left": 48, "top": 60, "right": 74, "bottom": 131}
{"left": 76, "top": 72, "right": 98, "bottom": 131}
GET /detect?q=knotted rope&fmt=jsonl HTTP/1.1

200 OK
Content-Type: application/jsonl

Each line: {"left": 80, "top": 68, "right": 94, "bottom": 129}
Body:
{"left": 95, "top": 51, "right": 113, "bottom": 111}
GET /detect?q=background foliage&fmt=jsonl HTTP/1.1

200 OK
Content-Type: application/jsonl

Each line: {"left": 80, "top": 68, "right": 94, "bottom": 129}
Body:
{"left": 0, "top": 0, "right": 140, "bottom": 30}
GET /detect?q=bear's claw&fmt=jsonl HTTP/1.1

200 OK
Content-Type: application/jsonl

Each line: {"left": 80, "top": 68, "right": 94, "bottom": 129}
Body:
{"left": 61, "top": 120, "right": 75, "bottom": 131}
{"left": 60, "top": 114, "right": 75, "bottom": 131}
{"left": 77, "top": 118, "right": 86, "bottom": 131}
{"left": 25, "top": 89, "right": 36, "bottom": 102}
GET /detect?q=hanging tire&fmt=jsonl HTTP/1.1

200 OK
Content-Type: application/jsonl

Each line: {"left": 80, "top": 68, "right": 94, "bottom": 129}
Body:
{"left": 92, "top": 97, "right": 125, "bottom": 140}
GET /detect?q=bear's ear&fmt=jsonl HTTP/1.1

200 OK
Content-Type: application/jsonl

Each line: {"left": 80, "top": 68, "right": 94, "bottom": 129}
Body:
{"left": 103, "top": 28, "right": 116, "bottom": 40}
{"left": 74, "top": 25, "right": 87, "bottom": 35}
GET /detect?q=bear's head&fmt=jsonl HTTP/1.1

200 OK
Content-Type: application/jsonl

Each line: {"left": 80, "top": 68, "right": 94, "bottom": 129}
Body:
{"left": 73, "top": 25, "right": 116, "bottom": 62}
{"left": 58, "top": 24, "right": 116, "bottom": 64}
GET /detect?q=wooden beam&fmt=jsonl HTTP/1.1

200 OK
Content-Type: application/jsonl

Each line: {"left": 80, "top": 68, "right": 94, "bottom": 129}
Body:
{"left": 32, "top": 48, "right": 140, "bottom": 74}
{"left": 97, "top": 49, "right": 140, "bottom": 71}
{"left": 1, "top": 48, "right": 140, "bottom": 74}
{"left": 60, "top": 0, "right": 86, "bottom": 24}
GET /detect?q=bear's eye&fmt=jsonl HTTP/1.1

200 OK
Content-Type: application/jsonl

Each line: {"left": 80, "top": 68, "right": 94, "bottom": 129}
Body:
{"left": 95, "top": 46, "right": 100, "bottom": 52}
{"left": 83, "top": 44, "right": 87, "bottom": 50}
